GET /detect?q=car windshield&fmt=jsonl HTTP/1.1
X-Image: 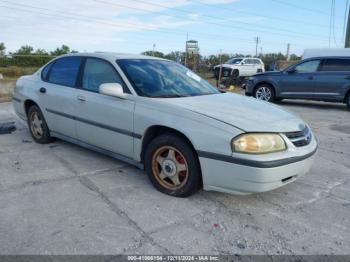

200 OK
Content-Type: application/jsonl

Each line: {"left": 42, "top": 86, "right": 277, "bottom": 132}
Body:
{"left": 226, "top": 58, "right": 243, "bottom": 64}
{"left": 117, "top": 59, "right": 219, "bottom": 98}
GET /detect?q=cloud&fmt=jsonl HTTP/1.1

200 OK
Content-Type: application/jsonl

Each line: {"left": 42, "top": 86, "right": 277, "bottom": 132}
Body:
{"left": 0, "top": 0, "right": 240, "bottom": 51}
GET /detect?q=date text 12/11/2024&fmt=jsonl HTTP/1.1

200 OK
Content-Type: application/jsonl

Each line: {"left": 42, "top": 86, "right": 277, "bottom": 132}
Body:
{"left": 127, "top": 256, "right": 219, "bottom": 261}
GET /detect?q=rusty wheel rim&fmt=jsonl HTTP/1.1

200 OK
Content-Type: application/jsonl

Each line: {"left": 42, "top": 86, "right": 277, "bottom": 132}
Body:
{"left": 30, "top": 111, "right": 43, "bottom": 139}
{"left": 151, "top": 146, "right": 189, "bottom": 190}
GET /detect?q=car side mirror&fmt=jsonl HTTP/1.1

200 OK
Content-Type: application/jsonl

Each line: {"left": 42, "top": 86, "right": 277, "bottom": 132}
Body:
{"left": 99, "top": 83, "right": 126, "bottom": 99}
{"left": 287, "top": 68, "right": 297, "bottom": 74}
{"left": 241, "top": 61, "right": 245, "bottom": 65}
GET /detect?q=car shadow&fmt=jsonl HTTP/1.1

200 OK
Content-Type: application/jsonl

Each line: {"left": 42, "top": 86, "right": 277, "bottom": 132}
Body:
{"left": 277, "top": 100, "right": 349, "bottom": 111}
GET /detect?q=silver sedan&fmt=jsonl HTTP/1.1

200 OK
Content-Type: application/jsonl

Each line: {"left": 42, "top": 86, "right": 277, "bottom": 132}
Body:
{"left": 12, "top": 53, "right": 317, "bottom": 197}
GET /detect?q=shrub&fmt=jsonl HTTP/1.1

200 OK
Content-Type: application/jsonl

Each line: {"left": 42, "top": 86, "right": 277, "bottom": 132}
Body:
{"left": 0, "top": 66, "right": 38, "bottom": 78}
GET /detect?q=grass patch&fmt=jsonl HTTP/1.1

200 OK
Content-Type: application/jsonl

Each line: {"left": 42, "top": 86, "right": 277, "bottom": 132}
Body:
{"left": 0, "top": 66, "right": 39, "bottom": 80}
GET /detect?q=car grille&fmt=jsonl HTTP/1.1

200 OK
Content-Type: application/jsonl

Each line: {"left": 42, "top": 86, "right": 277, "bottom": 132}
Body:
{"left": 284, "top": 126, "right": 312, "bottom": 147}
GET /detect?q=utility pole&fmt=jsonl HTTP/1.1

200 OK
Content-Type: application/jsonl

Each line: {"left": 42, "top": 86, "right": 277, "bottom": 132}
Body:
{"left": 217, "top": 49, "right": 223, "bottom": 88}
{"left": 254, "top": 37, "right": 260, "bottom": 57}
{"left": 152, "top": 44, "right": 156, "bottom": 56}
{"left": 346, "top": 7, "right": 350, "bottom": 47}
{"left": 286, "top": 43, "right": 290, "bottom": 61}
{"left": 185, "top": 33, "right": 188, "bottom": 66}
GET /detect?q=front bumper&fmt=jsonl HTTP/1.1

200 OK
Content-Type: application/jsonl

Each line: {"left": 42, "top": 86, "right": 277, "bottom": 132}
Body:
{"left": 198, "top": 137, "right": 317, "bottom": 195}
{"left": 245, "top": 79, "right": 255, "bottom": 96}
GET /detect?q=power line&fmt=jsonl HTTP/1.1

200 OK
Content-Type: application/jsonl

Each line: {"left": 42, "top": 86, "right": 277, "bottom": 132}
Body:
{"left": 187, "top": 0, "right": 340, "bottom": 29}
{"left": 0, "top": 0, "right": 331, "bottom": 55}
{"left": 0, "top": 4, "right": 261, "bottom": 44}
{"left": 329, "top": 0, "right": 334, "bottom": 47}
{"left": 0, "top": 0, "right": 330, "bottom": 51}
{"left": 272, "top": 0, "right": 344, "bottom": 17}
{"left": 96, "top": 0, "right": 329, "bottom": 40}
{"left": 332, "top": 0, "right": 338, "bottom": 46}
{"left": 343, "top": 0, "right": 350, "bottom": 41}
{"left": 0, "top": 1, "right": 312, "bottom": 46}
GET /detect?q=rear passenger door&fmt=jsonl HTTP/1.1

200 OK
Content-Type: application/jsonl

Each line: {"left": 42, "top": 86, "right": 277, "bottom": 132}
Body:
{"left": 40, "top": 56, "right": 82, "bottom": 139}
{"left": 313, "top": 58, "right": 350, "bottom": 101}
{"left": 241, "top": 59, "right": 255, "bottom": 76}
{"left": 74, "top": 57, "right": 135, "bottom": 158}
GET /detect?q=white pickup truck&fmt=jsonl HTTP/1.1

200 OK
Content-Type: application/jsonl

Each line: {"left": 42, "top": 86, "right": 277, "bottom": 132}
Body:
{"left": 214, "top": 57, "right": 265, "bottom": 79}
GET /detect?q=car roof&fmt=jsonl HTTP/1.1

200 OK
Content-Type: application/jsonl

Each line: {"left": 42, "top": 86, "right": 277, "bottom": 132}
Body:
{"left": 303, "top": 48, "right": 350, "bottom": 59}
{"left": 230, "top": 57, "right": 261, "bottom": 60}
{"left": 58, "top": 52, "right": 167, "bottom": 61}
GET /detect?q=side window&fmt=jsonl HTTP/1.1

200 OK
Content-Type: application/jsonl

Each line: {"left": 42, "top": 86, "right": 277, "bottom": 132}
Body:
{"left": 244, "top": 59, "right": 253, "bottom": 65}
{"left": 41, "top": 62, "right": 53, "bottom": 81}
{"left": 48, "top": 57, "right": 82, "bottom": 87}
{"left": 254, "top": 59, "right": 261, "bottom": 65}
{"left": 295, "top": 60, "right": 321, "bottom": 73}
{"left": 82, "top": 58, "right": 124, "bottom": 93}
{"left": 321, "top": 59, "right": 350, "bottom": 72}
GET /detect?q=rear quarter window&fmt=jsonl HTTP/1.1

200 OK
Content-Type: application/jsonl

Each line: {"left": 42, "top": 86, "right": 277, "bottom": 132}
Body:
{"left": 41, "top": 62, "right": 53, "bottom": 81}
{"left": 321, "top": 58, "right": 350, "bottom": 72}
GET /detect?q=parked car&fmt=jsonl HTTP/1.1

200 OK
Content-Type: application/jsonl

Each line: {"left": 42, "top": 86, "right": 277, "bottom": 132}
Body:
{"left": 12, "top": 53, "right": 317, "bottom": 197}
{"left": 214, "top": 57, "right": 265, "bottom": 79}
{"left": 245, "top": 56, "right": 350, "bottom": 109}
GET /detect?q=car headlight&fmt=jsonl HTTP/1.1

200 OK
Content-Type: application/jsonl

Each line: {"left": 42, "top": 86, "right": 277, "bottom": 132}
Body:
{"left": 232, "top": 133, "right": 286, "bottom": 154}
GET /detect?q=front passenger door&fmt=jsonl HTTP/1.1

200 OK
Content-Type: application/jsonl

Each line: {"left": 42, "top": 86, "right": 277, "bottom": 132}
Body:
{"left": 279, "top": 59, "right": 321, "bottom": 99}
{"left": 75, "top": 58, "right": 135, "bottom": 158}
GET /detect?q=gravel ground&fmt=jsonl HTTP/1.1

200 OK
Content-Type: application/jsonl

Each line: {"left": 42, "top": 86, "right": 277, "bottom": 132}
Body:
{"left": 0, "top": 99, "right": 349, "bottom": 255}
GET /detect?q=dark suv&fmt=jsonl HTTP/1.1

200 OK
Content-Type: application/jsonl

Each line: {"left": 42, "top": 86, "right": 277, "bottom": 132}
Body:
{"left": 245, "top": 57, "right": 350, "bottom": 109}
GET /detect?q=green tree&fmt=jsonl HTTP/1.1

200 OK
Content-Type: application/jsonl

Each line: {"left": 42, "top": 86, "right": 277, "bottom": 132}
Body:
{"left": 34, "top": 49, "right": 49, "bottom": 55}
{"left": 0, "top": 42, "right": 5, "bottom": 56}
{"left": 15, "top": 45, "right": 34, "bottom": 55}
{"left": 164, "top": 51, "right": 184, "bottom": 62}
{"left": 141, "top": 50, "right": 164, "bottom": 58}
{"left": 259, "top": 53, "right": 286, "bottom": 70}
{"left": 289, "top": 54, "right": 301, "bottom": 61}
{"left": 50, "top": 45, "right": 71, "bottom": 56}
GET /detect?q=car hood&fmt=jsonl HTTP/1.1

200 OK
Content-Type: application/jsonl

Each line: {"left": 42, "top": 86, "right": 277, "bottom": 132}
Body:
{"left": 214, "top": 63, "right": 236, "bottom": 68}
{"left": 165, "top": 93, "right": 305, "bottom": 132}
{"left": 252, "top": 71, "right": 282, "bottom": 77}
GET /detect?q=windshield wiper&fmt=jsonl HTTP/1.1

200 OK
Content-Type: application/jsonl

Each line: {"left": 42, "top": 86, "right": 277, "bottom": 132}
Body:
{"left": 153, "top": 94, "right": 187, "bottom": 98}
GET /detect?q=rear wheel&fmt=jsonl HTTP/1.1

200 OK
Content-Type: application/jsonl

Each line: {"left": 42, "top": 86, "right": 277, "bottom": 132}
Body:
{"left": 27, "top": 105, "right": 52, "bottom": 144}
{"left": 254, "top": 84, "right": 275, "bottom": 102}
{"left": 144, "top": 134, "right": 201, "bottom": 197}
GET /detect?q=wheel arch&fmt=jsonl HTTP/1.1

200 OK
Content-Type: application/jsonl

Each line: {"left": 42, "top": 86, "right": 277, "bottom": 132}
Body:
{"left": 344, "top": 89, "right": 350, "bottom": 103}
{"left": 24, "top": 99, "right": 39, "bottom": 115}
{"left": 141, "top": 125, "right": 197, "bottom": 163}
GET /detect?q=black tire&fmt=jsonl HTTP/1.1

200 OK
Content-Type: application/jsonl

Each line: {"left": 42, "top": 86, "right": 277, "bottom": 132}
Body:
{"left": 27, "top": 105, "right": 52, "bottom": 144}
{"left": 253, "top": 84, "right": 275, "bottom": 102}
{"left": 232, "top": 69, "right": 239, "bottom": 78}
{"left": 144, "top": 134, "right": 201, "bottom": 197}
{"left": 346, "top": 93, "right": 350, "bottom": 109}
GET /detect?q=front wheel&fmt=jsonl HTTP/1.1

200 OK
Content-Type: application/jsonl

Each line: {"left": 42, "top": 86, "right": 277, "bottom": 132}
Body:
{"left": 254, "top": 85, "right": 275, "bottom": 102}
{"left": 144, "top": 134, "right": 201, "bottom": 197}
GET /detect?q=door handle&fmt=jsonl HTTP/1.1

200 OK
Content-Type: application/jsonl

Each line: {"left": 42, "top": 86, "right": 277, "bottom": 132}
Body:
{"left": 345, "top": 76, "right": 350, "bottom": 80}
{"left": 308, "top": 76, "right": 314, "bottom": 80}
{"left": 39, "top": 87, "right": 46, "bottom": 93}
{"left": 77, "top": 95, "right": 86, "bottom": 102}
